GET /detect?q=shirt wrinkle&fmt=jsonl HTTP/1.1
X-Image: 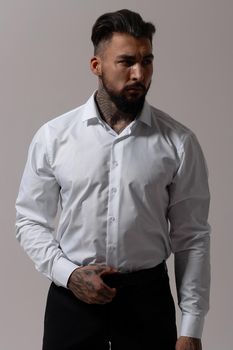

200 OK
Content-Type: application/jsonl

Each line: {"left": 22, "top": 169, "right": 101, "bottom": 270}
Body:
{"left": 15, "top": 92, "right": 210, "bottom": 338}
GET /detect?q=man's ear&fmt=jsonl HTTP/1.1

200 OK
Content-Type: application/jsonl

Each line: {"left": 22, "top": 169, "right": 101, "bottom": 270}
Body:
{"left": 90, "top": 56, "right": 102, "bottom": 77}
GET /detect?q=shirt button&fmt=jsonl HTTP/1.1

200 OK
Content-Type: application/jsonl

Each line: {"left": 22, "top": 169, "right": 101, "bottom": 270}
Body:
{"left": 109, "top": 217, "right": 116, "bottom": 223}
{"left": 111, "top": 187, "right": 117, "bottom": 194}
{"left": 113, "top": 161, "right": 118, "bottom": 167}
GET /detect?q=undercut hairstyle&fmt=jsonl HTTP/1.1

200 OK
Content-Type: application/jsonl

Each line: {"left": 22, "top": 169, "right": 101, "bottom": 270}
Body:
{"left": 91, "top": 9, "right": 156, "bottom": 54}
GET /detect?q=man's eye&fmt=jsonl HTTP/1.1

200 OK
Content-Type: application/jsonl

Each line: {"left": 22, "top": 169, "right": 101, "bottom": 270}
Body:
{"left": 119, "top": 60, "right": 134, "bottom": 67}
{"left": 142, "top": 59, "right": 152, "bottom": 66}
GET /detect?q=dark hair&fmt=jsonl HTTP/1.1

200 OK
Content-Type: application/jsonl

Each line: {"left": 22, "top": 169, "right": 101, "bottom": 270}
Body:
{"left": 91, "top": 9, "right": 156, "bottom": 54}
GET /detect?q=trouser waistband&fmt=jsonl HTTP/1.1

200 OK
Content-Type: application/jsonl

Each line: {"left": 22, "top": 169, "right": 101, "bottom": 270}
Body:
{"left": 102, "top": 261, "right": 167, "bottom": 289}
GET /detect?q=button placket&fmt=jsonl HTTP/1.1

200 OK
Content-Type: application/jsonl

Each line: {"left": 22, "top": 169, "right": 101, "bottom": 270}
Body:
{"left": 111, "top": 187, "right": 117, "bottom": 194}
{"left": 106, "top": 140, "right": 123, "bottom": 267}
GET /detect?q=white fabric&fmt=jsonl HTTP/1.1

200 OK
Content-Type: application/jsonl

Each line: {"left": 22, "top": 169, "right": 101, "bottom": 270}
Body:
{"left": 16, "top": 92, "right": 210, "bottom": 338}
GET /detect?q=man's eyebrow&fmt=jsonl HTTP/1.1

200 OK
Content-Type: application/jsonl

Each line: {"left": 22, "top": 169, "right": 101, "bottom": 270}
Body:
{"left": 143, "top": 53, "right": 154, "bottom": 60}
{"left": 116, "top": 53, "right": 154, "bottom": 60}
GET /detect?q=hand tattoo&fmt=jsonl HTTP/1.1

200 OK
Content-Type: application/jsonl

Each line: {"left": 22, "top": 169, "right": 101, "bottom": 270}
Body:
{"left": 67, "top": 264, "right": 117, "bottom": 304}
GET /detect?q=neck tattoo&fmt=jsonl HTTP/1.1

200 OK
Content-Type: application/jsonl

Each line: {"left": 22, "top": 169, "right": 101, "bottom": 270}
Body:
{"left": 95, "top": 88, "right": 136, "bottom": 134}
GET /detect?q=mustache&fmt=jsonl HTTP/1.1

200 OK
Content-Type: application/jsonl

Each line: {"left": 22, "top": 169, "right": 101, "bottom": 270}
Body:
{"left": 124, "top": 83, "right": 146, "bottom": 91}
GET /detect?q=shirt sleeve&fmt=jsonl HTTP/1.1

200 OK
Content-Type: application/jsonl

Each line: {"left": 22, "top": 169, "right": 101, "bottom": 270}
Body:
{"left": 168, "top": 132, "right": 211, "bottom": 338}
{"left": 15, "top": 125, "right": 78, "bottom": 287}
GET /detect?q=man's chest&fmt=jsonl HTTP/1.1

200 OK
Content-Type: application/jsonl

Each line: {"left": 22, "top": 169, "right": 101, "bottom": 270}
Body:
{"left": 51, "top": 128, "right": 179, "bottom": 202}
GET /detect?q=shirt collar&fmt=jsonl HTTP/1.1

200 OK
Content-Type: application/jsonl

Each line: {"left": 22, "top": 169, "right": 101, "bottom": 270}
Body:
{"left": 136, "top": 99, "right": 152, "bottom": 127}
{"left": 81, "top": 91, "right": 152, "bottom": 127}
{"left": 81, "top": 92, "right": 101, "bottom": 123}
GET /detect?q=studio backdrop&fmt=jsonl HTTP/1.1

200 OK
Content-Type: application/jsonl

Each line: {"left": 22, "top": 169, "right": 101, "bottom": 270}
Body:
{"left": 0, "top": 1, "right": 232, "bottom": 349}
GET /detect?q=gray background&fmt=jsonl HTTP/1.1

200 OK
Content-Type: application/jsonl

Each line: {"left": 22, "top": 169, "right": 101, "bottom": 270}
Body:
{"left": 1, "top": 0, "right": 232, "bottom": 349}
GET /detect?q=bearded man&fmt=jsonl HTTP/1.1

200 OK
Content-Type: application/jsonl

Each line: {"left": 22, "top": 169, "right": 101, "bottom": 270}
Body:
{"left": 16, "top": 9, "right": 210, "bottom": 350}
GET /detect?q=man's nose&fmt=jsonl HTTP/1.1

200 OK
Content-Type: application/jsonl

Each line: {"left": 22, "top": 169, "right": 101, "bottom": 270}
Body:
{"left": 131, "top": 63, "right": 144, "bottom": 81}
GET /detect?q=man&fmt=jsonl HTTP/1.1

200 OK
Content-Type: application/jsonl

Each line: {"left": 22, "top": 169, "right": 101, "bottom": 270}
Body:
{"left": 16, "top": 9, "right": 210, "bottom": 350}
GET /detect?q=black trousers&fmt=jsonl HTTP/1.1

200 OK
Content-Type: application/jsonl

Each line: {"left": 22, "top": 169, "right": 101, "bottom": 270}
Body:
{"left": 43, "top": 263, "right": 177, "bottom": 350}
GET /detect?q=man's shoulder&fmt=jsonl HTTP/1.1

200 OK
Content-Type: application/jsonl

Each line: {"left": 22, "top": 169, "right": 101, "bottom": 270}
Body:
{"left": 45, "top": 103, "right": 85, "bottom": 130}
{"left": 29, "top": 103, "right": 86, "bottom": 150}
{"left": 40, "top": 93, "right": 96, "bottom": 137}
{"left": 149, "top": 104, "right": 193, "bottom": 138}
{"left": 35, "top": 98, "right": 91, "bottom": 142}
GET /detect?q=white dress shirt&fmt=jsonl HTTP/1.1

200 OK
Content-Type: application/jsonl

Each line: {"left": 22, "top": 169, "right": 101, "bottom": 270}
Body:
{"left": 16, "top": 92, "right": 210, "bottom": 338}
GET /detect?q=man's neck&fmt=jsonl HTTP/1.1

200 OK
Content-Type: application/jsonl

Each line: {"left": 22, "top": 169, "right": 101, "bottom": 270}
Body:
{"left": 95, "top": 87, "right": 136, "bottom": 134}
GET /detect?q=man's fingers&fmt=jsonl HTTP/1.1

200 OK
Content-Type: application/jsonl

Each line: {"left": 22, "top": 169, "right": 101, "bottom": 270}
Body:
{"left": 98, "top": 265, "right": 118, "bottom": 275}
{"left": 99, "top": 267, "right": 118, "bottom": 296}
{"left": 80, "top": 264, "right": 117, "bottom": 277}
{"left": 68, "top": 264, "right": 118, "bottom": 304}
{"left": 100, "top": 282, "right": 117, "bottom": 296}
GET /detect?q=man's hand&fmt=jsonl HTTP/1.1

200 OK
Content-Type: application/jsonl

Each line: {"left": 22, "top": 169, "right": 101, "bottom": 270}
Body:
{"left": 176, "top": 336, "right": 202, "bottom": 350}
{"left": 67, "top": 264, "right": 117, "bottom": 304}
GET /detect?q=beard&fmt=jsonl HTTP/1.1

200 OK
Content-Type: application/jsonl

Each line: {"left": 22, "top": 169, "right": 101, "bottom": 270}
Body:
{"left": 101, "top": 74, "right": 151, "bottom": 115}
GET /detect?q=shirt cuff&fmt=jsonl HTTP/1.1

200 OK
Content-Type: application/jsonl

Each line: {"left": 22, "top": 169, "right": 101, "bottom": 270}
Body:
{"left": 52, "top": 256, "right": 79, "bottom": 288}
{"left": 180, "top": 314, "right": 205, "bottom": 338}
